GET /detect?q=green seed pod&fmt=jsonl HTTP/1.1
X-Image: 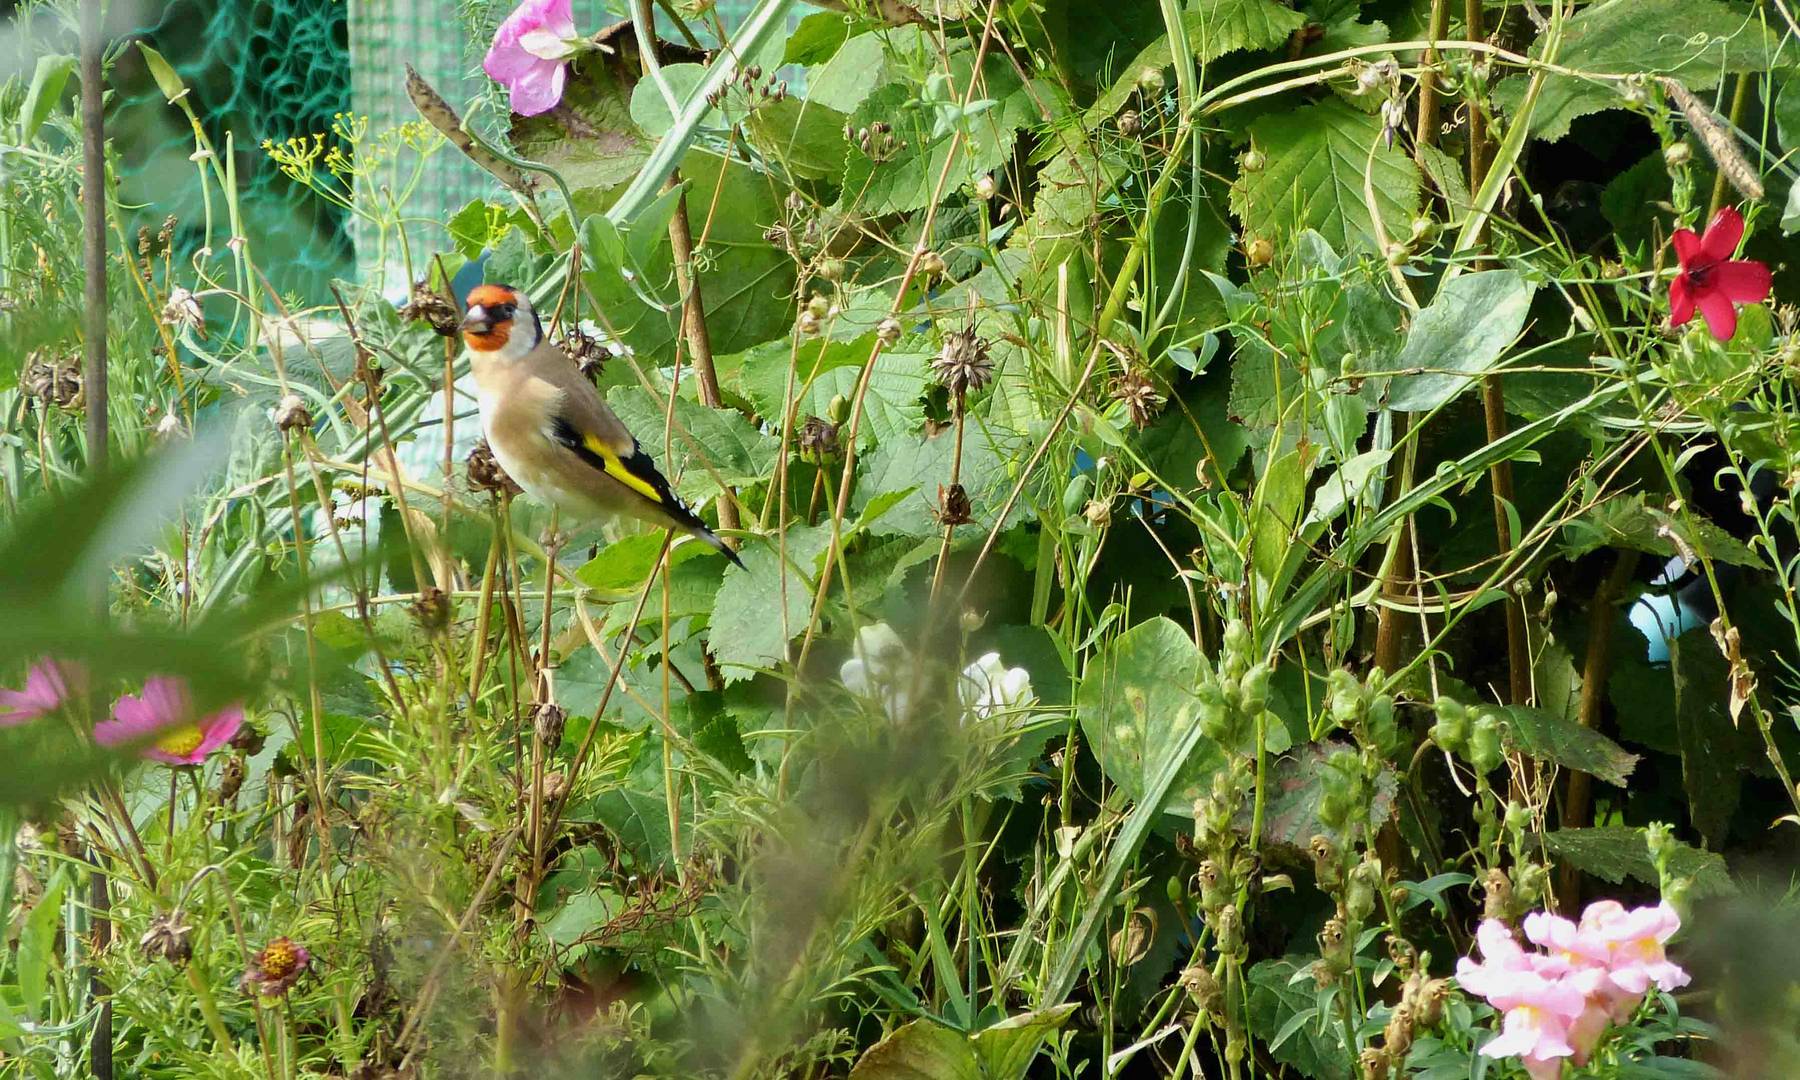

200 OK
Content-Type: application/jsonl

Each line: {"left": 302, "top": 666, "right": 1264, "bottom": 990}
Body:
{"left": 1469, "top": 712, "right": 1503, "bottom": 774}
{"left": 1240, "top": 662, "right": 1270, "bottom": 717}
{"left": 1430, "top": 697, "right": 1469, "bottom": 754}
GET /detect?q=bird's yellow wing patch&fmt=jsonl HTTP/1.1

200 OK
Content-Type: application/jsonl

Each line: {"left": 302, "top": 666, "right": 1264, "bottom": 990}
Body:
{"left": 582, "top": 433, "right": 664, "bottom": 503}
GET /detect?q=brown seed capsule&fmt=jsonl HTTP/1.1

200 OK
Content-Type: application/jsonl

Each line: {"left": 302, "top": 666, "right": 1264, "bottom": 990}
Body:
{"left": 21, "top": 351, "right": 82, "bottom": 409}
{"left": 876, "top": 317, "right": 903, "bottom": 346}
{"left": 1109, "top": 367, "right": 1164, "bottom": 428}
{"left": 218, "top": 754, "right": 247, "bottom": 804}
{"left": 411, "top": 586, "right": 450, "bottom": 636}
{"left": 140, "top": 912, "right": 194, "bottom": 966}
{"left": 797, "top": 415, "right": 841, "bottom": 463}
{"left": 273, "top": 394, "right": 313, "bottom": 434}
{"left": 932, "top": 326, "right": 993, "bottom": 396}
{"left": 533, "top": 702, "right": 567, "bottom": 751}
{"left": 936, "top": 483, "right": 973, "bottom": 526}
{"left": 467, "top": 441, "right": 522, "bottom": 497}
{"left": 1118, "top": 110, "right": 1141, "bottom": 137}
{"left": 399, "top": 280, "right": 460, "bottom": 336}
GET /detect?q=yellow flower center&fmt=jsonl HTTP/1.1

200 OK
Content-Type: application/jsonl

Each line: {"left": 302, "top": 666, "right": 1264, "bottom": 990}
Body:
{"left": 156, "top": 723, "right": 206, "bottom": 758}
{"left": 260, "top": 939, "right": 299, "bottom": 978}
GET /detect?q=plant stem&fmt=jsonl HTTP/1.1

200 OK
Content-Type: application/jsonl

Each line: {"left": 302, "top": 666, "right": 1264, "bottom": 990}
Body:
{"left": 1558, "top": 550, "right": 1639, "bottom": 904}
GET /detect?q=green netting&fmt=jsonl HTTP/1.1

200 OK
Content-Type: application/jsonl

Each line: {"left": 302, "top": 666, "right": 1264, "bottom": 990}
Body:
{"left": 113, "top": 0, "right": 352, "bottom": 302}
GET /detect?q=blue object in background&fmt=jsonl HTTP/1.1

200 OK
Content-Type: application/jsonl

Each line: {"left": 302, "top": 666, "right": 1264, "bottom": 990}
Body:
{"left": 451, "top": 250, "right": 491, "bottom": 310}
{"left": 1626, "top": 553, "right": 1714, "bottom": 664}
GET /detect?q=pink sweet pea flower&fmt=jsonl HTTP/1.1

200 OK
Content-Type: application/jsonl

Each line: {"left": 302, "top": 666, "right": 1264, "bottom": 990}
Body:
{"left": 1669, "top": 206, "right": 1772, "bottom": 343}
{"left": 95, "top": 677, "right": 243, "bottom": 766}
{"left": 483, "top": 0, "right": 580, "bottom": 117}
{"left": 0, "top": 660, "right": 83, "bottom": 725}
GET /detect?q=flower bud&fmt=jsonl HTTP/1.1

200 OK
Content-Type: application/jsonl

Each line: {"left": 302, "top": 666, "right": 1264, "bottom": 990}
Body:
{"left": 1246, "top": 236, "right": 1274, "bottom": 266}
{"left": 876, "top": 317, "right": 902, "bottom": 346}
{"left": 974, "top": 174, "right": 997, "bottom": 200}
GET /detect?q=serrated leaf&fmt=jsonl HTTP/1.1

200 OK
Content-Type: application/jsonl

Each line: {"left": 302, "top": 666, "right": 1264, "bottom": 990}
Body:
{"left": 1244, "top": 740, "right": 1397, "bottom": 850}
{"left": 629, "top": 63, "right": 726, "bottom": 137}
{"left": 1087, "top": 0, "right": 1307, "bottom": 122}
{"left": 1076, "top": 617, "right": 1222, "bottom": 816}
{"left": 784, "top": 12, "right": 857, "bottom": 66}
{"left": 1247, "top": 956, "right": 1352, "bottom": 1080}
{"left": 1498, "top": 705, "right": 1639, "bottom": 786}
{"left": 848, "top": 1019, "right": 982, "bottom": 1080}
{"left": 509, "top": 49, "right": 651, "bottom": 192}
{"left": 1492, "top": 0, "right": 1781, "bottom": 142}
{"left": 1385, "top": 270, "right": 1536, "bottom": 412}
{"left": 1544, "top": 826, "right": 1735, "bottom": 897}
{"left": 849, "top": 425, "right": 1026, "bottom": 538}
{"left": 1560, "top": 493, "right": 1764, "bottom": 569}
{"left": 746, "top": 96, "right": 853, "bottom": 180}
{"left": 1232, "top": 98, "right": 1420, "bottom": 254}
{"left": 734, "top": 334, "right": 929, "bottom": 447}
{"left": 708, "top": 523, "right": 832, "bottom": 682}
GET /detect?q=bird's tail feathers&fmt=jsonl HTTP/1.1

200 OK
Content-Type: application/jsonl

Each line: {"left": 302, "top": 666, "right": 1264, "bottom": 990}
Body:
{"left": 690, "top": 525, "right": 746, "bottom": 570}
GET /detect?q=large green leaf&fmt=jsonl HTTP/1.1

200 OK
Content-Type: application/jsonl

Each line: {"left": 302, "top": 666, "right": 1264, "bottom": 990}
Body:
{"left": 1076, "top": 617, "right": 1220, "bottom": 816}
{"left": 1671, "top": 628, "right": 1742, "bottom": 846}
{"left": 733, "top": 334, "right": 929, "bottom": 447}
{"left": 1499, "top": 705, "right": 1639, "bottom": 787}
{"left": 1247, "top": 955, "right": 1352, "bottom": 1080}
{"left": 583, "top": 150, "right": 797, "bottom": 359}
{"left": 1384, "top": 270, "right": 1536, "bottom": 412}
{"left": 1492, "top": 0, "right": 1781, "bottom": 142}
{"left": 848, "top": 1019, "right": 982, "bottom": 1080}
{"left": 746, "top": 96, "right": 854, "bottom": 180}
{"left": 1544, "top": 826, "right": 1735, "bottom": 898}
{"left": 708, "top": 523, "right": 833, "bottom": 682}
{"left": 849, "top": 426, "right": 1027, "bottom": 539}
{"left": 1086, "top": 0, "right": 1307, "bottom": 122}
{"left": 1245, "top": 740, "right": 1397, "bottom": 850}
{"left": 969, "top": 1006, "right": 1079, "bottom": 1080}
{"left": 1230, "top": 98, "right": 1420, "bottom": 254}
{"left": 509, "top": 49, "right": 652, "bottom": 192}
{"left": 1560, "top": 494, "right": 1764, "bottom": 569}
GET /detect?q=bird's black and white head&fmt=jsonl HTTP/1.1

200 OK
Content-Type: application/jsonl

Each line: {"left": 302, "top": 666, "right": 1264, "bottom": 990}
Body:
{"left": 460, "top": 284, "right": 543, "bottom": 361}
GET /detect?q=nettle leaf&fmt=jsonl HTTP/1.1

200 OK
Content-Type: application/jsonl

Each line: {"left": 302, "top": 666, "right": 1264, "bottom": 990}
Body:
{"left": 708, "top": 522, "right": 833, "bottom": 682}
{"left": 734, "top": 333, "right": 929, "bottom": 447}
{"left": 1076, "top": 617, "right": 1222, "bottom": 816}
{"left": 582, "top": 151, "right": 796, "bottom": 359}
{"left": 1493, "top": 0, "right": 1781, "bottom": 142}
{"left": 1244, "top": 740, "right": 1397, "bottom": 851}
{"left": 840, "top": 50, "right": 1040, "bottom": 215}
{"left": 1086, "top": 0, "right": 1307, "bottom": 122}
{"left": 1247, "top": 956, "right": 1353, "bottom": 1080}
{"left": 1385, "top": 270, "right": 1536, "bottom": 412}
{"left": 848, "top": 1019, "right": 982, "bottom": 1080}
{"left": 1544, "top": 826, "right": 1736, "bottom": 898}
{"left": 1499, "top": 705, "right": 1639, "bottom": 786}
{"left": 1231, "top": 98, "right": 1420, "bottom": 254}
{"left": 849, "top": 425, "right": 1027, "bottom": 538}
{"left": 1560, "top": 493, "right": 1764, "bottom": 569}
{"left": 746, "top": 96, "right": 854, "bottom": 181}
{"left": 606, "top": 386, "right": 777, "bottom": 503}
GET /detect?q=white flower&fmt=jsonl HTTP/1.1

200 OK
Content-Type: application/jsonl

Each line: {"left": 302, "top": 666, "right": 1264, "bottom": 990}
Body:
{"left": 958, "top": 652, "right": 1034, "bottom": 722}
{"left": 154, "top": 412, "right": 182, "bottom": 438}
{"left": 839, "top": 622, "right": 912, "bottom": 719}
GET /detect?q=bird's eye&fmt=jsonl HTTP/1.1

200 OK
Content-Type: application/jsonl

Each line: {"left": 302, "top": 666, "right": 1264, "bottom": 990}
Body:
{"left": 495, "top": 303, "right": 516, "bottom": 320}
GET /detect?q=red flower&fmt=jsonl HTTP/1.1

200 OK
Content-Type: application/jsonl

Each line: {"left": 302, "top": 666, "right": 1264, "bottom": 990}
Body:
{"left": 1669, "top": 206, "right": 1772, "bottom": 342}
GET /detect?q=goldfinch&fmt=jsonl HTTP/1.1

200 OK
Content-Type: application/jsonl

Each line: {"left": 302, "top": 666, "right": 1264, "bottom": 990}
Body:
{"left": 460, "top": 284, "right": 744, "bottom": 568}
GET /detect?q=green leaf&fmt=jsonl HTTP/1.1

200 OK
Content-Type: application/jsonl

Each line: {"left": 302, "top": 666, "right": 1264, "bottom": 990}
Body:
{"left": 1250, "top": 445, "right": 1310, "bottom": 608}
{"left": 849, "top": 426, "right": 1026, "bottom": 539}
{"left": 629, "top": 64, "right": 722, "bottom": 137}
{"left": 509, "top": 49, "right": 652, "bottom": 193}
{"left": 970, "top": 1006, "right": 1079, "bottom": 1080}
{"left": 784, "top": 13, "right": 857, "bottom": 66}
{"left": 733, "top": 334, "right": 929, "bottom": 447}
{"left": 1498, "top": 705, "right": 1639, "bottom": 786}
{"left": 1247, "top": 740, "right": 1398, "bottom": 850}
{"left": 605, "top": 386, "right": 778, "bottom": 503}
{"left": 1492, "top": 0, "right": 1781, "bottom": 142}
{"left": 848, "top": 1019, "right": 982, "bottom": 1080}
{"left": 839, "top": 51, "right": 1040, "bottom": 215}
{"left": 1560, "top": 494, "right": 1764, "bottom": 569}
{"left": 1544, "top": 826, "right": 1735, "bottom": 897}
{"left": 746, "top": 96, "right": 854, "bottom": 180}
{"left": 1076, "top": 617, "right": 1221, "bottom": 816}
{"left": 1231, "top": 98, "right": 1421, "bottom": 254}
{"left": 20, "top": 54, "right": 75, "bottom": 143}
{"left": 1247, "top": 956, "right": 1353, "bottom": 1080}
{"left": 18, "top": 874, "right": 66, "bottom": 1019}
{"left": 542, "top": 888, "right": 622, "bottom": 949}
{"left": 1671, "top": 628, "right": 1741, "bottom": 846}
{"left": 1385, "top": 270, "right": 1536, "bottom": 412}
{"left": 1086, "top": 0, "right": 1307, "bottom": 122}
{"left": 708, "top": 523, "right": 833, "bottom": 682}
{"left": 583, "top": 150, "right": 796, "bottom": 358}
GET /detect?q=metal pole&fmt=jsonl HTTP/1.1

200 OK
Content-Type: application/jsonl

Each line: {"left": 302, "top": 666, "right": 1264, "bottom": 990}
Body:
{"left": 78, "top": 2, "right": 113, "bottom": 1077}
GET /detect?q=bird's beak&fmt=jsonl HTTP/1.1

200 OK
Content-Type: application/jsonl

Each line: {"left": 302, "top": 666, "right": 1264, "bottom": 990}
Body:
{"left": 460, "top": 305, "right": 491, "bottom": 333}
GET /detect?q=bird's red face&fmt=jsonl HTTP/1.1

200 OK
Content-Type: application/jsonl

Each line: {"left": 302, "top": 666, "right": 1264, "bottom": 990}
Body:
{"left": 461, "top": 284, "right": 520, "bottom": 353}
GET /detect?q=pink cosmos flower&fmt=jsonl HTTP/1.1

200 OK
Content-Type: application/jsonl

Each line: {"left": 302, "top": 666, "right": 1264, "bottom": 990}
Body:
{"left": 95, "top": 677, "right": 243, "bottom": 766}
{"left": 1669, "top": 206, "right": 1772, "bottom": 343}
{"left": 483, "top": 0, "right": 579, "bottom": 117}
{"left": 0, "top": 660, "right": 83, "bottom": 726}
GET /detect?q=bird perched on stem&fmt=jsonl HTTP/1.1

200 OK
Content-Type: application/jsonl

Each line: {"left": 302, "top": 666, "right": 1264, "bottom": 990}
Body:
{"left": 460, "top": 283, "right": 743, "bottom": 568}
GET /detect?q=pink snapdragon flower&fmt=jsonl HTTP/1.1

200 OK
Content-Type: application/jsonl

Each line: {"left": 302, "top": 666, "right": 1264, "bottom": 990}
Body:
{"left": 483, "top": 0, "right": 580, "bottom": 117}
{"left": 0, "top": 660, "right": 83, "bottom": 725}
{"left": 95, "top": 677, "right": 243, "bottom": 766}
{"left": 1459, "top": 901, "right": 1690, "bottom": 1079}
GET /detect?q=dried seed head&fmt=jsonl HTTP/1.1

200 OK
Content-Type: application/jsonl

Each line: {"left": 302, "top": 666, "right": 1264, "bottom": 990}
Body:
{"left": 273, "top": 394, "right": 312, "bottom": 434}
{"left": 1359, "top": 1047, "right": 1391, "bottom": 1080}
{"left": 936, "top": 482, "right": 973, "bottom": 526}
{"left": 1179, "top": 965, "right": 1223, "bottom": 1016}
{"left": 1661, "top": 76, "right": 1763, "bottom": 200}
{"left": 932, "top": 326, "right": 993, "bottom": 396}
{"left": 533, "top": 703, "right": 567, "bottom": 751}
{"left": 797, "top": 415, "right": 841, "bottom": 463}
{"left": 140, "top": 912, "right": 194, "bottom": 966}
{"left": 876, "top": 317, "right": 903, "bottom": 346}
{"left": 161, "top": 286, "right": 204, "bottom": 334}
{"left": 399, "top": 281, "right": 459, "bottom": 336}
{"left": 916, "top": 249, "right": 947, "bottom": 277}
{"left": 411, "top": 586, "right": 450, "bottom": 636}
{"left": 217, "top": 754, "right": 247, "bottom": 803}
{"left": 806, "top": 293, "right": 831, "bottom": 319}
{"left": 564, "top": 326, "right": 608, "bottom": 380}
{"left": 21, "top": 352, "right": 81, "bottom": 409}
{"left": 467, "top": 441, "right": 522, "bottom": 497}
{"left": 797, "top": 309, "right": 822, "bottom": 336}
{"left": 1109, "top": 367, "right": 1164, "bottom": 428}
{"left": 537, "top": 769, "right": 569, "bottom": 803}
{"left": 1118, "top": 110, "right": 1141, "bottom": 137}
